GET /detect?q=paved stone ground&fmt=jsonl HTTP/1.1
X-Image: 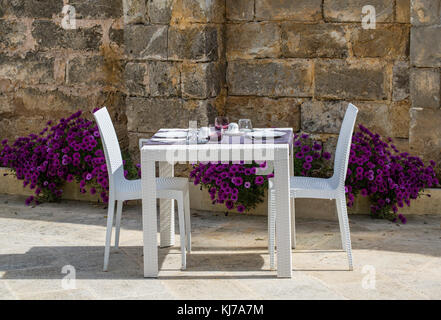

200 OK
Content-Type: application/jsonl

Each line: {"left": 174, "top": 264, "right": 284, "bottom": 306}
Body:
{"left": 0, "top": 194, "right": 440, "bottom": 300}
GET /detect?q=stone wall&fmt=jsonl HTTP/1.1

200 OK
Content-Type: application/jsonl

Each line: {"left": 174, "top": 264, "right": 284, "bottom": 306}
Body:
{"left": 225, "top": 0, "right": 412, "bottom": 162}
{"left": 123, "top": 0, "right": 225, "bottom": 160}
{"left": 0, "top": 0, "right": 127, "bottom": 145}
{"left": 409, "top": 0, "right": 441, "bottom": 163}
{"left": 1, "top": 0, "right": 441, "bottom": 169}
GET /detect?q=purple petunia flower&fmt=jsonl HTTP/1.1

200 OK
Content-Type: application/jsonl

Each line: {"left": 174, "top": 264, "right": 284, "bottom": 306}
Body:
{"left": 232, "top": 176, "right": 243, "bottom": 186}
{"left": 303, "top": 162, "right": 312, "bottom": 170}
{"left": 244, "top": 181, "right": 251, "bottom": 189}
{"left": 225, "top": 200, "right": 234, "bottom": 210}
{"left": 295, "top": 152, "right": 304, "bottom": 159}
{"left": 255, "top": 176, "right": 264, "bottom": 185}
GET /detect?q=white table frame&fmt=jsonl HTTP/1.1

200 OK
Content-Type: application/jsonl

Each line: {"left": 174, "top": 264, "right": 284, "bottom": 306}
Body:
{"left": 140, "top": 130, "right": 295, "bottom": 278}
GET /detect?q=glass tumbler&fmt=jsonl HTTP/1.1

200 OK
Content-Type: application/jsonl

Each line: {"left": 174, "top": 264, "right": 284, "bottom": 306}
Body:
{"left": 238, "top": 119, "right": 253, "bottom": 132}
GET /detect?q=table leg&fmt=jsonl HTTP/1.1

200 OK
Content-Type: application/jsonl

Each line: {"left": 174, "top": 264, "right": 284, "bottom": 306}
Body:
{"left": 142, "top": 158, "right": 158, "bottom": 278}
{"left": 159, "top": 162, "right": 175, "bottom": 248}
{"left": 289, "top": 143, "right": 296, "bottom": 249}
{"left": 274, "top": 150, "right": 292, "bottom": 278}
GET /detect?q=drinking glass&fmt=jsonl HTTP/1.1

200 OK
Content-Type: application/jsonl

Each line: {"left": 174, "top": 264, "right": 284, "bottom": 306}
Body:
{"left": 238, "top": 119, "right": 253, "bottom": 132}
{"left": 215, "top": 116, "right": 229, "bottom": 131}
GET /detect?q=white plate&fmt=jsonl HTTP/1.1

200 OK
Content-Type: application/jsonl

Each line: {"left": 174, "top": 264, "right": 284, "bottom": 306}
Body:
{"left": 150, "top": 138, "right": 186, "bottom": 143}
{"left": 245, "top": 130, "right": 286, "bottom": 138}
{"left": 224, "top": 131, "right": 245, "bottom": 136}
{"left": 154, "top": 131, "right": 188, "bottom": 138}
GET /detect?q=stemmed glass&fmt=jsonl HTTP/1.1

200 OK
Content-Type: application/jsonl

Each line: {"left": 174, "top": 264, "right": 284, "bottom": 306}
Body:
{"left": 212, "top": 116, "right": 229, "bottom": 142}
{"left": 215, "top": 116, "right": 229, "bottom": 130}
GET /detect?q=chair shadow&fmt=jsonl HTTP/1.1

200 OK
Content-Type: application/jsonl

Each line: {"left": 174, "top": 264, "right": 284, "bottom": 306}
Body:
{"left": 0, "top": 245, "right": 282, "bottom": 280}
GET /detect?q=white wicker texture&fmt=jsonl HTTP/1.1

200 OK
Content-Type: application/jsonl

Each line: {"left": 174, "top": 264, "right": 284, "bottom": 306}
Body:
{"left": 141, "top": 142, "right": 292, "bottom": 277}
{"left": 268, "top": 103, "right": 358, "bottom": 271}
{"left": 93, "top": 107, "right": 190, "bottom": 272}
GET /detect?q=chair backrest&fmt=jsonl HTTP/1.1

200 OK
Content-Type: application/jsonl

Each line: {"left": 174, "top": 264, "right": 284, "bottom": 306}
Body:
{"left": 93, "top": 107, "right": 124, "bottom": 186}
{"left": 332, "top": 103, "right": 358, "bottom": 189}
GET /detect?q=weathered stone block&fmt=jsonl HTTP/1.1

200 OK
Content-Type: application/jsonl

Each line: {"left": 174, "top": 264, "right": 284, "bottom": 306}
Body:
{"left": 125, "top": 24, "right": 167, "bottom": 59}
{"left": 350, "top": 25, "right": 409, "bottom": 58}
{"left": 393, "top": 61, "right": 410, "bottom": 101}
{"left": 409, "top": 108, "right": 441, "bottom": 163}
{"left": 182, "top": 99, "right": 217, "bottom": 127}
{"left": 168, "top": 25, "right": 218, "bottom": 61}
{"left": 170, "top": 0, "right": 225, "bottom": 24}
{"left": 301, "top": 100, "right": 346, "bottom": 134}
{"left": 125, "top": 61, "right": 181, "bottom": 97}
{"left": 315, "top": 60, "right": 388, "bottom": 100}
{"left": 324, "top": 0, "right": 394, "bottom": 22}
{"left": 109, "top": 27, "right": 124, "bottom": 46}
{"left": 146, "top": 61, "right": 181, "bottom": 97}
{"left": 390, "top": 101, "right": 411, "bottom": 138}
{"left": 226, "top": 23, "right": 280, "bottom": 60}
{"left": 123, "top": 0, "right": 147, "bottom": 24}
{"left": 0, "top": 88, "right": 126, "bottom": 143}
{"left": 255, "top": 0, "right": 322, "bottom": 22}
{"left": 127, "top": 97, "right": 180, "bottom": 132}
{"left": 0, "top": 0, "right": 62, "bottom": 18}
{"left": 0, "top": 19, "right": 27, "bottom": 50}
{"left": 410, "top": 68, "right": 440, "bottom": 109}
{"left": 126, "top": 97, "right": 215, "bottom": 132}
{"left": 396, "top": 0, "right": 411, "bottom": 23}
{"left": 7, "top": 88, "right": 87, "bottom": 118}
{"left": 227, "top": 60, "right": 313, "bottom": 97}
{"left": 181, "top": 63, "right": 220, "bottom": 99}
{"left": 355, "top": 101, "right": 392, "bottom": 138}
{"left": 148, "top": 0, "right": 173, "bottom": 24}
{"left": 0, "top": 53, "right": 54, "bottom": 85}
{"left": 67, "top": 56, "right": 107, "bottom": 86}
{"left": 225, "top": 97, "right": 301, "bottom": 130}
{"left": 226, "top": 0, "right": 254, "bottom": 21}
{"left": 281, "top": 23, "right": 347, "bottom": 58}
{"left": 0, "top": 0, "right": 24, "bottom": 17}
{"left": 32, "top": 21, "right": 102, "bottom": 51}
{"left": 72, "top": 0, "right": 123, "bottom": 19}
{"left": 411, "top": 0, "right": 441, "bottom": 25}
{"left": 124, "top": 62, "right": 147, "bottom": 96}
{"left": 411, "top": 26, "right": 441, "bottom": 67}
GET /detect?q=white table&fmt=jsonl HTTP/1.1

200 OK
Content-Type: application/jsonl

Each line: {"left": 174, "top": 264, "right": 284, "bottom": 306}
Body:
{"left": 140, "top": 128, "right": 295, "bottom": 278}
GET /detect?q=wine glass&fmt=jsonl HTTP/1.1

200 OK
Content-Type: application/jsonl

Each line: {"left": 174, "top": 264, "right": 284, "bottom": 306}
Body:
{"left": 215, "top": 116, "right": 229, "bottom": 131}
{"left": 238, "top": 119, "right": 253, "bottom": 132}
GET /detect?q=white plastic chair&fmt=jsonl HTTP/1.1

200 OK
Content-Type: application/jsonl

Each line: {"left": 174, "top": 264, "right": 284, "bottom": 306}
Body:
{"left": 268, "top": 103, "right": 358, "bottom": 271}
{"left": 93, "top": 107, "right": 191, "bottom": 272}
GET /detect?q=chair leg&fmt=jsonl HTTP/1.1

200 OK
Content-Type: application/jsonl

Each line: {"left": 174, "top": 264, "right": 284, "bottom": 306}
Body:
{"left": 291, "top": 197, "right": 296, "bottom": 249}
{"left": 268, "top": 190, "right": 276, "bottom": 270}
{"left": 336, "top": 198, "right": 347, "bottom": 251}
{"left": 114, "top": 200, "right": 123, "bottom": 248}
{"left": 103, "top": 196, "right": 116, "bottom": 272}
{"left": 184, "top": 189, "right": 191, "bottom": 253}
{"left": 177, "top": 194, "right": 187, "bottom": 270}
{"left": 337, "top": 196, "right": 353, "bottom": 271}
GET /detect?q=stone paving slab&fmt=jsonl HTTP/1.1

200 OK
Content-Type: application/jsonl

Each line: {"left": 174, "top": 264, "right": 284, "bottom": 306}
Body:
{"left": 0, "top": 194, "right": 440, "bottom": 300}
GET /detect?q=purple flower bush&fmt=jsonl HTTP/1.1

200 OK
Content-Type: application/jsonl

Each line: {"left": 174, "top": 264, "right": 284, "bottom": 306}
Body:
{"left": 190, "top": 161, "right": 272, "bottom": 212}
{"left": 293, "top": 133, "right": 332, "bottom": 177}
{"left": 190, "top": 134, "right": 332, "bottom": 213}
{"left": 345, "top": 124, "right": 439, "bottom": 222}
{"left": 0, "top": 110, "right": 140, "bottom": 206}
